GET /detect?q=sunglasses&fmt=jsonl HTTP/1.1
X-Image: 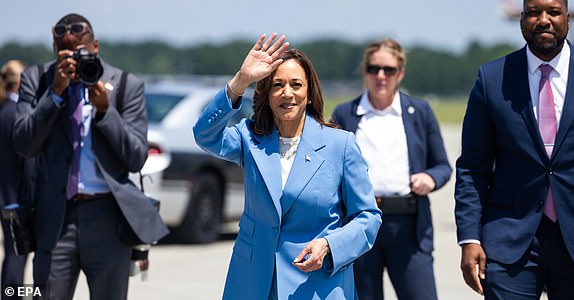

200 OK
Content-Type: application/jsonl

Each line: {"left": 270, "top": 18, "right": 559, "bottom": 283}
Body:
{"left": 52, "top": 22, "right": 90, "bottom": 37}
{"left": 365, "top": 64, "right": 399, "bottom": 76}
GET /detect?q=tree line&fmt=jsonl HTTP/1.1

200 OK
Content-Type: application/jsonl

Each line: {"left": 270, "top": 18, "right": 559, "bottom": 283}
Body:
{"left": 0, "top": 39, "right": 517, "bottom": 97}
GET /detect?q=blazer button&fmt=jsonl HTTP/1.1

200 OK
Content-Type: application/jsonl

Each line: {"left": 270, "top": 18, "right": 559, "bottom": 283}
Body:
{"left": 537, "top": 201, "right": 544, "bottom": 212}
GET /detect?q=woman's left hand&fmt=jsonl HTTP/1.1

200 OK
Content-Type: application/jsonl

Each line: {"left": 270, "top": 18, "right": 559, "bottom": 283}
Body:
{"left": 293, "top": 238, "right": 330, "bottom": 273}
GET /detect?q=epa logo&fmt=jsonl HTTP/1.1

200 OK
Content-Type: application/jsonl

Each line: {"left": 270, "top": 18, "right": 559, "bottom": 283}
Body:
{"left": 4, "top": 286, "right": 43, "bottom": 297}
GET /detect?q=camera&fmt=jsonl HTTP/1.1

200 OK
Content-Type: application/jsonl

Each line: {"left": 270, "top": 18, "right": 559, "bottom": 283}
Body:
{"left": 1, "top": 203, "right": 35, "bottom": 256}
{"left": 72, "top": 48, "right": 103, "bottom": 85}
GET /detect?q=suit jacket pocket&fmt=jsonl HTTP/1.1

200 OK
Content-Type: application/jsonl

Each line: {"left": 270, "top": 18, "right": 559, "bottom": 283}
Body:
{"left": 238, "top": 213, "right": 255, "bottom": 238}
{"left": 233, "top": 236, "right": 253, "bottom": 262}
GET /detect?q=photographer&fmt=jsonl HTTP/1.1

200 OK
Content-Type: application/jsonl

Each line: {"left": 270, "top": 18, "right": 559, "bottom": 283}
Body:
{"left": 12, "top": 13, "right": 168, "bottom": 299}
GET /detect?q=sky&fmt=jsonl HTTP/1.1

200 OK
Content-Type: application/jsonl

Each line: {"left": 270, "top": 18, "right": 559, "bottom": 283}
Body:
{"left": 1, "top": 0, "right": 567, "bottom": 52}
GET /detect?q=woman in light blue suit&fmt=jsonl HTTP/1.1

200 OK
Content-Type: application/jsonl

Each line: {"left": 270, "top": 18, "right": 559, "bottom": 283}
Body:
{"left": 193, "top": 33, "right": 382, "bottom": 299}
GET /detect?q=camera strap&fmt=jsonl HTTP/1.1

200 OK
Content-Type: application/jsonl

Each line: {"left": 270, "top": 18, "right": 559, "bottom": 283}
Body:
{"left": 115, "top": 71, "right": 128, "bottom": 113}
{"left": 31, "top": 64, "right": 47, "bottom": 108}
{"left": 113, "top": 71, "right": 146, "bottom": 194}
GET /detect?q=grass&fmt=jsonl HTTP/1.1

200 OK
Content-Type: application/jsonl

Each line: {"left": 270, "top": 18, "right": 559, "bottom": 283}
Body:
{"left": 323, "top": 94, "right": 468, "bottom": 125}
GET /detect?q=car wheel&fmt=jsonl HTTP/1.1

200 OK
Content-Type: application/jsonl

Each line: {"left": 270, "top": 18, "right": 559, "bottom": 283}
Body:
{"left": 173, "top": 172, "right": 223, "bottom": 243}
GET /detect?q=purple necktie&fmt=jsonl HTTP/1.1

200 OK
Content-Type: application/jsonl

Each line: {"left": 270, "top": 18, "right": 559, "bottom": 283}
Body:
{"left": 66, "top": 83, "right": 83, "bottom": 200}
{"left": 538, "top": 64, "right": 558, "bottom": 222}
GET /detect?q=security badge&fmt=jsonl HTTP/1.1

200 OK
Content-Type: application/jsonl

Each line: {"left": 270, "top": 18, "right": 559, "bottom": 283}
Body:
{"left": 104, "top": 82, "right": 114, "bottom": 91}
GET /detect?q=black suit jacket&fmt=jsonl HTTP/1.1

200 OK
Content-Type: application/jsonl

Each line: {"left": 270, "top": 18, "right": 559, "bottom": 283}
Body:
{"left": 332, "top": 92, "right": 451, "bottom": 252}
{"left": 13, "top": 61, "right": 168, "bottom": 250}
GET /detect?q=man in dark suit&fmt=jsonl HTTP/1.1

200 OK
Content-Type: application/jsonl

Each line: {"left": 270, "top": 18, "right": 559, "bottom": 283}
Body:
{"left": 455, "top": 0, "right": 574, "bottom": 298}
{"left": 13, "top": 13, "right": 168, "bottom": 299}
{"left": 0, "top": 59, "right": 30, "bottom": 298}
{"left": 332, "top": 38, "right": 451, "bottom": 300}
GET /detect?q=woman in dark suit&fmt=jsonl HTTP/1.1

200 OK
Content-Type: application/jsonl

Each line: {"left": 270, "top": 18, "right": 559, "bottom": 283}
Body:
{"left": 331, "top": 39, "right": 451, "bottom": 300}
{"left": 193, "top": 34, "right": 381, "bottom": 299}
{"left": 0, "top": 59, "right": 29, "bottom": 289}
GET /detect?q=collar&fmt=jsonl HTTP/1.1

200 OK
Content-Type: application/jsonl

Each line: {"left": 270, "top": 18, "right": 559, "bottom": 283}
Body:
{"left": 356, "top": 90, "right": 401, "bottom": 116}
{"left": 526, "top": 42, "right": 570, "bottom": 77}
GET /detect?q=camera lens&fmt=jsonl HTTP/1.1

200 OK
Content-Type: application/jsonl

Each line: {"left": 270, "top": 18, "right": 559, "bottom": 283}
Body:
{"left": 73, "top": 49, "right": 103, "bottom": 85}
{"left": 77, "top": 60, "right": 103, "bottom": 85}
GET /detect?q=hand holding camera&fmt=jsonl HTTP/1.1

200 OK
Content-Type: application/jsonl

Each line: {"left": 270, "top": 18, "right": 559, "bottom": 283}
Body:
{"left": 53, "top": 48, "right": 102, "bottom": 91}
{"left": 52, "top": 48, "right": 109, "bottom": 112}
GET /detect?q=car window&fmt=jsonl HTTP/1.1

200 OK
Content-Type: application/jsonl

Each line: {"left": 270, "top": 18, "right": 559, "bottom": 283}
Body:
{"left": 146, "top": 93, "right": 186, "bottom": 123}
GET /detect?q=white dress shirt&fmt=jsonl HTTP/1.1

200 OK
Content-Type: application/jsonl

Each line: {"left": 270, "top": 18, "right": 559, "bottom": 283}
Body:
{"left": 8, "top": 92, "right": 18, "bottom": 102}
{"left": 355, "top": 91, "right": 411, "bottom": 197}
{"left": 526, "top": 42, "right": 570, "bottom": 126}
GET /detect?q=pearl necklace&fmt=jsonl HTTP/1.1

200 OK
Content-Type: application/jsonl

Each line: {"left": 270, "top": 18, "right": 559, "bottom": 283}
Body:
{"left": 279, "top": 135, "right": 301, "bottom": 160}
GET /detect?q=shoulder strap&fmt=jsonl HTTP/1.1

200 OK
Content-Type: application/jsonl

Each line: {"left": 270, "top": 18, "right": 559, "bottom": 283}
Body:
{"left": 114, "top": 71, "right": 146, "bottom": 193}
{"left": 139, "top": 171, "right": 145, "bottom": 194}
{"left": 33, "top": 64, "right": 47, "bottom": 108}
{"left": 115, "top": 71, "right": 128, "bottom": 112}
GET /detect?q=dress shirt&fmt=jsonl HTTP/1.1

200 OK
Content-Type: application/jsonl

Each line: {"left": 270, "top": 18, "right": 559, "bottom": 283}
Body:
{"left": 52, "top": 85, "right": 110, "bottom": 195}
{"left": 527, "top": 42, "right": 570, "bottom": 126}
{"left": 8, "top": 92, "right": 18, "bottom": 102}
{"left": 355, "top": 90, "right": 411, "bottom": 197}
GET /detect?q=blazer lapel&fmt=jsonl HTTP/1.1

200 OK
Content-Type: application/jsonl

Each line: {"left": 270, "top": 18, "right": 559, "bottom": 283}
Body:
{"left": 347, "top": 98, "right": 362, "bottom": 132}
{"left": 400, "top": 94, "right": 416, "bottom": 174}
{"left": 553, "top": 42, "right": 574, "bottom": 157}
{"left": 281, "top": 116, "right": 325, "bottom": 215}
{"left": 508, "top": 48, "right": 549, "bottom": 159}
{"left": 250, "top": 127, "right": 283, "bottom": 220}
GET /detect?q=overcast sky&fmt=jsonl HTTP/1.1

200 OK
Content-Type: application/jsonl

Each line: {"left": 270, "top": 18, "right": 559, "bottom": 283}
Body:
{"left": 1, "top": 0, "right": 562, "bottom": 52}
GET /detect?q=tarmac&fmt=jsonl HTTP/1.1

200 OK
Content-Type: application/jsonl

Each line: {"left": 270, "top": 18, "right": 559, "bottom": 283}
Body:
{"left": 1, "top": 124, "right": 548, "bottom": 299}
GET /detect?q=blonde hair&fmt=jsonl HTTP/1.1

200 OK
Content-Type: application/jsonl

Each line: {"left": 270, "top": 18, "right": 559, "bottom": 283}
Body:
{"left": 0, "top": 60, "right": 26, "bottom": 103}
{"left": 362, "top": 38, "right": 406, "bottom": 71}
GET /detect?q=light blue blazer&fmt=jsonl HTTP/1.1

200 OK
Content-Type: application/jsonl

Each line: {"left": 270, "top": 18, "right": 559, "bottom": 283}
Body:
{"left": 193, "top": 88, "right": 381, "bottom": 300}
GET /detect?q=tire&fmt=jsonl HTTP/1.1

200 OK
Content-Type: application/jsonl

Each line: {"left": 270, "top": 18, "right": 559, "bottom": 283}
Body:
{"left": 173, "top": 172, "right": 223, "bottom": 243}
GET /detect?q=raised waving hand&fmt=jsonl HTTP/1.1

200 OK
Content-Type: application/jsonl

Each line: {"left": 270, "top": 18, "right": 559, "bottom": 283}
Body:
{"left": 227, "top": 33, "right": 289, "bottom": 101}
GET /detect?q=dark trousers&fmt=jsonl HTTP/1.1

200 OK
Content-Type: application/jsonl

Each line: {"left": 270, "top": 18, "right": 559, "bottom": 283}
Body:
{"left": 482, "top": 216, "right": 574, "bottom": 300}
{"left": 1, "top": 218, "right": 28, "bottom": 300}
{"left": 33, "top": 197, "right": 131, "bottom": 300}
{"left": 354, "top": 215, "right": 437, "bottom": 300}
